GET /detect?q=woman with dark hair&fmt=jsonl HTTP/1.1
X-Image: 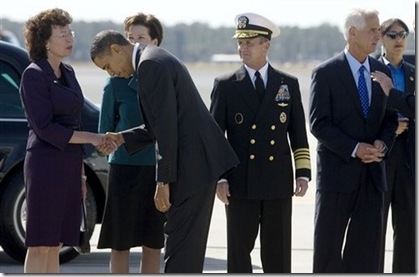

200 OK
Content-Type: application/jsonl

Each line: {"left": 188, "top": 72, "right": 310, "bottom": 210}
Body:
{"left": 96, "top": 13, "right": 166, "bottom": 273}
{"left": 376, "top": 18, "right": 416, "bottom": 274}
{"left": 20, "top": 8, "right": 113, "bottom": 273}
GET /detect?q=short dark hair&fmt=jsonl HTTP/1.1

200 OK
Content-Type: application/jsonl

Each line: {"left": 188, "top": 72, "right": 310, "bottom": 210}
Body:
{"left": 379, "top": 18, "right": 409, "bottom": 36}
{"left": 124, "top": 13, "right": 164, "bottom": 46}
{"left": 23, "top": 8, "right": 72, "bottom": 61}
{"left": 90, "top": 30, "right": 130, "bottom": 62}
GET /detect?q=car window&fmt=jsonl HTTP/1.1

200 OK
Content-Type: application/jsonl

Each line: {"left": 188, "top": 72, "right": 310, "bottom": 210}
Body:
{"left": 0, "top": 61, "right": 25, "bottom": 118}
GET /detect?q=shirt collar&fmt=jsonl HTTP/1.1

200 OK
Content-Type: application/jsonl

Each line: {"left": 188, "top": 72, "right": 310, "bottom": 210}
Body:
{"left": 132, "top": 42, "right": 139, "bottom": 70}
{"left": 382, "top": 55, "right": 404, "bottom": 70}
{"left": 344, "top": 48, "right": 371, "bottom": 73}
{"left": 245, "top": 62, "right": 269, "bottom": 82}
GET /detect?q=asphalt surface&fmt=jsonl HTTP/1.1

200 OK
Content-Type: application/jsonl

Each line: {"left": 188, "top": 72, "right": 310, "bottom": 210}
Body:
{"left": 0, "top": 195, "right": 394, "bottom": 274}
{"left": 0, "top": 134, "right": 395, "bottom": 273}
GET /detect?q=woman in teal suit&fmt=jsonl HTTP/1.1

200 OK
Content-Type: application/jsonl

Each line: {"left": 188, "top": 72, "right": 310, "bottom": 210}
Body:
{"left": 97, "top": 13, "right": 166, "bottom": 273}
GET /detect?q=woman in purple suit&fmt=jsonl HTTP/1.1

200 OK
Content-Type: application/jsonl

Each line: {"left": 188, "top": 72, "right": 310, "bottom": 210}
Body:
{"left": 19, "top": 8, "right": 114, "bottom": 273}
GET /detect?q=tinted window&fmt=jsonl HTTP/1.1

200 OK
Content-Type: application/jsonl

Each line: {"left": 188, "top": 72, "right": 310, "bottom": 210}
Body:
{"left": 0, "top": 61, "right": 25, "bottom": 118}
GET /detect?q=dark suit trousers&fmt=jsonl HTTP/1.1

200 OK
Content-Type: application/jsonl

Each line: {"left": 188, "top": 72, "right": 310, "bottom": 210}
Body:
{"left": 163, "top": 183, "right": 216, "bottom": 273}
{"left": 226, "top": 197, "right": 292, "bottom": 273}
{"left": 379, "top": 137, "right": 416, "bottom": 273}
{"left": 313, "top": 167, "right": 384, "bottom": 273}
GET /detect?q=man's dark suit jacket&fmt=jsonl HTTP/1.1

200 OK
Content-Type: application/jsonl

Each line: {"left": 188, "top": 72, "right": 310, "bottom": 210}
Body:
{"left": 121, "top": 44, "right": 239, "bottom": 204}
{"left": 309, "top": 52, "right": 398, "bottom": 193}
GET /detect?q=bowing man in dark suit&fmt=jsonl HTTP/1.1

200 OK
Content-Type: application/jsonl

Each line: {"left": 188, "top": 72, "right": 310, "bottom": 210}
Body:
{"left": 210, "top": 13, "right": 311, "bottom": 273}
{"left": 90, "top": 30, "right": 239, "bottom": 273}
{"left": 309, "top": 9, "right": 398, "bottom": 273}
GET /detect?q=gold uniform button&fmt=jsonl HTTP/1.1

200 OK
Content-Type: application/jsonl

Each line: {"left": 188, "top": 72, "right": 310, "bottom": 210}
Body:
{"left": 252, "top": 124, "right": 257, "bottom": 130}
{"left": 270, "top": 140, "right": 275, "bottom": 145}
{"left": 250, "top": 139, "right": 256, "bottom": 144}
{"left": 271, "top": 125, "right": 276, "bottom": 130}
{"left": 250, "top": 154, "right": 255, "bottom": 160}
{"left": 269, "top": 156, "right": 274, "bottom": 161}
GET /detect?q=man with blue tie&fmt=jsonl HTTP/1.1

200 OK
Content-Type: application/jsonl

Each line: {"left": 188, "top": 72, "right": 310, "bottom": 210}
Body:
{"left": 309, "top": 8, "right": 398, "bottom": 273}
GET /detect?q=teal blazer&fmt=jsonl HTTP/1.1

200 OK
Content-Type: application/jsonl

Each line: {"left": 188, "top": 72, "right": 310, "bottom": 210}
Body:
{"left": 99, "top": 76, "right": 155, "bottom": 165}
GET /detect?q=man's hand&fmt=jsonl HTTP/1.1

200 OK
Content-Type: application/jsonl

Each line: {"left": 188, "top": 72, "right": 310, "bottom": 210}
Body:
{"left": 90, "top": 133, "right": 106, "bottom": 147}
{"left": 154, "top": 183, "right": 171, "bottom": 212}
{"left": 356, "top": 141, "right": 386, "bottom": 163}
{"left": 371, "top": 70, "right": 394, "bottom": 96}
{"left": 294, "top": 178, "right": 308, "bottom": 197}
{"left": 105, "top": 132, "right": 125, "bottom": 146}
{"left": 396, "top": 117, "right": 409, "bottom": 135}
{"left": 96, "top": 132, "right": 123, "bottom": 155}
{"left": 216, "top": 181, "right": 230, "bottom": 205}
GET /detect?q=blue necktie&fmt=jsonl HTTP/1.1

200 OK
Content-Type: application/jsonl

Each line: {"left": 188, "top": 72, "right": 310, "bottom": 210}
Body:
{"left": 358, "top": 66, "right": 369, "bottom": 118}
{"left": 254, "top": 71, "right": 265, "bottom": 101}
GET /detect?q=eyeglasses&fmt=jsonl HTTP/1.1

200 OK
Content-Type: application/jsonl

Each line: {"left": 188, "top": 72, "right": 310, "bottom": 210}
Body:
{"left": 385, "top": 31, "right": 408, "bottom": 40}
{"left": 53, "top": 31, "right": 75, "bottom": 40}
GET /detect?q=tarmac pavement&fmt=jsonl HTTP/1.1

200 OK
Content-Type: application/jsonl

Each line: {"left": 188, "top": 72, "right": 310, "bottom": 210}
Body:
{"left": 0, "top": 196, "right": 394, "bottom": 274}
{"left": 0, "top": 133, "right": 395, "bottom": 274}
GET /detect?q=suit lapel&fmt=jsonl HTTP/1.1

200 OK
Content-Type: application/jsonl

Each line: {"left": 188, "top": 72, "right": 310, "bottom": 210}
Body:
{"left": 337, "top": 53, "right": 365, "bottom": 118}
{"left": 135, "top": 49, "right": 141, "bottom": 71}
{"left": 368, "top": 57, "right": 385, "bottom": 121}
{"left": 133, "top": 45, "right": 153, "bottom": 136}
{"left": 263, "top": 65, "right": 282, "bottom": 105}
{"left": 256, "top": 66, "right": 283, "bottom": 120}
{"left": 234, "top": 66, "right": 260, "bottom": 114}
{"left": 404, "top": 63, "right": 415, "bottom": 95}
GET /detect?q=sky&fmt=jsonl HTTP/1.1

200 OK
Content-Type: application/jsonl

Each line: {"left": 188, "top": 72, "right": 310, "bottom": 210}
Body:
{"left": 1, "top": 0, "right": 416, "bottom": 30}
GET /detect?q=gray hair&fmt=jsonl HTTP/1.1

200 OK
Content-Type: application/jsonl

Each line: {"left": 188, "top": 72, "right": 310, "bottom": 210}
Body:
{"left": 343, "top": 8, "right": 379, "bottom": 41}
{"left": 90, "top": 30, "right": 130, "bottom": 62}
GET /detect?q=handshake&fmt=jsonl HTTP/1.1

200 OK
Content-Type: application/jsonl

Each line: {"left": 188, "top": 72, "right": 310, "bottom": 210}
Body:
{"left": 95, "top": 132, "right": 125, "bottom": 155}
{"left": 90, "top": 125, "right": 152, "bottom": 155}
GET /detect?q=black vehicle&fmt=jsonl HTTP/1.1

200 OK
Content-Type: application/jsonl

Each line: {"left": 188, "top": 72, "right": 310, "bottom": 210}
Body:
{"left": 0, "top": 41, "right": 108, "bottom": 264}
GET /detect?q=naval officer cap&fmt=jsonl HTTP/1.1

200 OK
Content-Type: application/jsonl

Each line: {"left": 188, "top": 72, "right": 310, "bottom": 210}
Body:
{"left": 232, "top": 12, "right": 280, "bottom": 40}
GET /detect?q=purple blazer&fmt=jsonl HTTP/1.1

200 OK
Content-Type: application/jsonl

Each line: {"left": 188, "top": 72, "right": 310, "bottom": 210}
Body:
{"left": 19, "top": 58, "right": 85, "bottom": 246}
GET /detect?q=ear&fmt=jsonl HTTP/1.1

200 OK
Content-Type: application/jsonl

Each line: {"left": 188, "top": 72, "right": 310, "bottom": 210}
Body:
{"left": 349, "top": 26, "right": 357, "bottom": 38}
{"left": 110, "top": 44, "right": 122, "bottom": 55}
{"left": 151, "top": 38, "right": 159, "bottom": 46}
